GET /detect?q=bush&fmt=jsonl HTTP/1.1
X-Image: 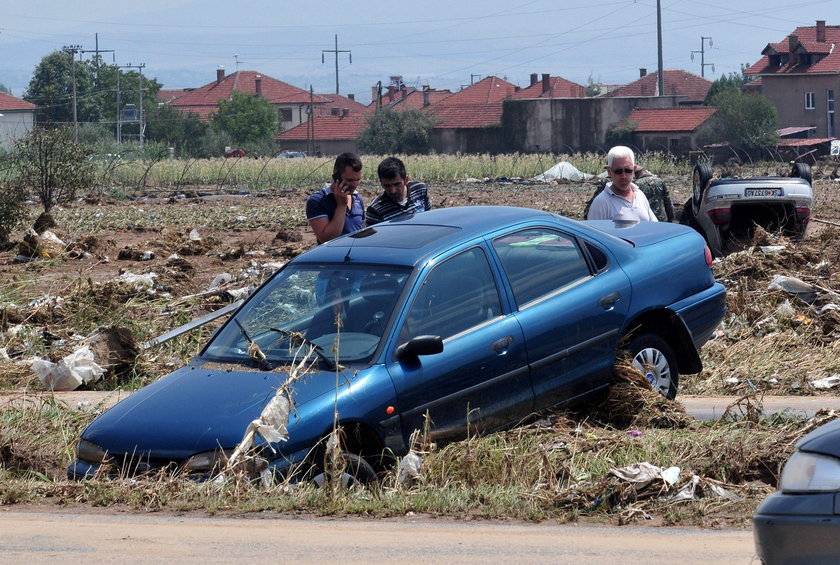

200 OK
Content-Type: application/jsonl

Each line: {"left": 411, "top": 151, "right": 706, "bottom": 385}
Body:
{"left": 11, "top": 126, "right": 96, "bottom": 214}
{"left": 0, "top": 178, "right": 28, "bottom": 243}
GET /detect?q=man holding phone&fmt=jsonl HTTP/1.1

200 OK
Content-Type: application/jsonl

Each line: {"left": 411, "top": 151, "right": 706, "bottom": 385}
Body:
{"left": 306, "top": 152, "right": 365, "bottom": 244}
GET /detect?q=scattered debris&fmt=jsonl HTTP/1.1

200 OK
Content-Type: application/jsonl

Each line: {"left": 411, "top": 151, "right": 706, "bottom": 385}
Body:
{"left": 31, "top": 345, "right": 105, "bottom": 391}
{"left": 534, "top": 161, "right": 594, "bottom": 183}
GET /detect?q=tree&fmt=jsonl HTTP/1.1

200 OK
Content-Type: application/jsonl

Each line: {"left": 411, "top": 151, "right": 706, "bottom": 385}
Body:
{"left": 705, "top": 89, "right": 778, "bottom": 151}
{"left": 585, "top": 73, "right": 602, "bottom": 97}
{"left": 211, "top": 91, "right": 278, "bottom": 149}
{"left": 24, "top": 50, "right": 162, "bottom": 129}
{"left": 145, "top": 105, "right": 210, "bottom": 157}
{"left": 703, "top": 72, "right": 751, "bottom": 105}
{"left": 357, "top": 108, "right": 437, "bottom": 155}
{"left": 0, "top": 161, "right": 28, "bottom": 243}
{"left": 12, "top": 126, "right": 95, "bottom": 215}
{"left": 0, "top": 83, "right": 12, "bottom": 95}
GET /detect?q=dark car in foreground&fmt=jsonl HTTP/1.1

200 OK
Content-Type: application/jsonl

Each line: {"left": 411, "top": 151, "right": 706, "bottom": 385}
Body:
{"left": 69, "top": 206, "right": 726, "bottom": 483}
{"left": 753, "top": 418, "right": 840, "bottom": 564}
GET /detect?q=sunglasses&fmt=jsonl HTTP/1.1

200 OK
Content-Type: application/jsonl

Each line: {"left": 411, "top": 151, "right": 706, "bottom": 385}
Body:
{"left": 610, "top": 167, "right": 635, "bottom": 175}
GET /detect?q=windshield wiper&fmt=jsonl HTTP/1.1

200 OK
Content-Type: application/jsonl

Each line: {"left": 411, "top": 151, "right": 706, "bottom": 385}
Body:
{"left": 268, "top": 327, "right": 340, "bottom": 371}
{"left": 233, "top": 318, "right": 272, "bottom": 371}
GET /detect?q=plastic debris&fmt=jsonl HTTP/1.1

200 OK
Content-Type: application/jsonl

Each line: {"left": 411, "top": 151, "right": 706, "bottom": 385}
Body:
{"left": 189, "top": 229, "right": 201, "bottom": 241}
{"left": 397, "top": 452, "right": 424, "bottom": 484}
{"left": 534, "top": 161, "right": 594, "bottom": 182}
{"left": 760, "top": 245, "right": 786, "bottom": 254}
{"left": 208, "top": 273, "right": 233, "bottom": 289}
{"left": 610, "top": 462, "right": 670, "bottom": 484}
{"left": 768, "top": 275, "right": 818, "bottom": 303}
{"left": 811, "top": 375, "right": 840, "bottom": 390}
{"left": 31, "top": 345, "right": 106, "bottom": 391}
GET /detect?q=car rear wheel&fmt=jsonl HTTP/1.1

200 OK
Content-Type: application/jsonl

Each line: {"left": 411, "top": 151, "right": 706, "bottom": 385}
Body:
{"left": 311, "top": 452, "right": 378, "bottom": 489}
{"left": 626, "top": 333, "right": 678, "bottom": 400}
{"left": 790, "top": 162, "right": 812, "bottom": 185}
{"left": 692, "top": 163, "right": 713, "bottom": 210}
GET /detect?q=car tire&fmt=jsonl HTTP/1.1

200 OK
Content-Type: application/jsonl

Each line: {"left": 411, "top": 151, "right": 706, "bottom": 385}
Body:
{"left": 692, "top": 163, "right": 713, "bottom": 210}
{"left": 626, "top": 333, "right": 678, "bottom": 400}
{"left": 311, "top": 452, "right": 378, "bottom": 489}
{"left": 790, "top": 162, "right": 812, "bottom": 185}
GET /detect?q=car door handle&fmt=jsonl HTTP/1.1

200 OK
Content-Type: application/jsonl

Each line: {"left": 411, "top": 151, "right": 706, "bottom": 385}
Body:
{"left": 598, "top": 291, "right": 621, "bottom": 310}
{"left": 491, "top": 335, "right": 514, "bottom": 354}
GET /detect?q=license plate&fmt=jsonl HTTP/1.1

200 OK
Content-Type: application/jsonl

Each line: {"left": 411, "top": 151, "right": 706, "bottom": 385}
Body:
{"left": 745, "top": 188, "right": 782, "bottom": 197}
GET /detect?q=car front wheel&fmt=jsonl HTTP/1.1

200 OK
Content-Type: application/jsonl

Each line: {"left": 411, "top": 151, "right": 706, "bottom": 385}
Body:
{"left": 311, "top": 452, "right": 378, "bottom": 489}
{"left": 626, "top": 333, "right": 678, "bottom": 400}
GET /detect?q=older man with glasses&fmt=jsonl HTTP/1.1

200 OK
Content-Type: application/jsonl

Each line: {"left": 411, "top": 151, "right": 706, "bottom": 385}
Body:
{"left": 586, "top": 146, "right": 658, "bottom": 223}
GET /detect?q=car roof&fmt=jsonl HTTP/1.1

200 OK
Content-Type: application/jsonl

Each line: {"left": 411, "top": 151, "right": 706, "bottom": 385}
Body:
{"left": 295, "top": 206, "right": 564, "bottom": 267}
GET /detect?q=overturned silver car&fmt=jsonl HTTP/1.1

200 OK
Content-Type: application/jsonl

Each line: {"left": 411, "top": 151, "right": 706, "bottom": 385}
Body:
{"left": 680, "top": 163, "right": 813, "bottom": 257}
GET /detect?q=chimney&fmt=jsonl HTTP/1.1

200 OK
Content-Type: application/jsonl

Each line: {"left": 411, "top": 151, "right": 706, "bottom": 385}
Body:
{"left": 347, "top": 93, "right": 355, "bottom": 101}
{"left": 789, "top": 34, "right": 798, "bottom": 51}
{"left": 387, "top": 85, "right": 395, "bottom": 102}
{"left": 331, "top": 107, "right": 340, "bottom": 116}
{"left": 371, "top": 85, "right": 379, "bottom": 102}
{"left": 400, "top": 87, "right": 407, "bottom": 99}
{"left": 342, "top": 108, "right": 349, "bottom": 117}
{"left": 255, "top": 74, "right": 262, "bottom": 97}
{"left": 423, "top": 89, "right": 430, "bottom": 107}
{"left": 639, "top": 68, "right": 647, "bottom": 78}
{"left": 541, "top": 73, "right": 550, "bottom": 95}
{"left": 817, "top": 20, "right": 826, "bottom": 42}
{"left": 422, "top": 85, "right": 430, "bottom": 91}
{"left": 216, "top": 67, "right": 225, "bottom": 85}
{"left": 530, "top": 73, "right": 538, "bottom": 86}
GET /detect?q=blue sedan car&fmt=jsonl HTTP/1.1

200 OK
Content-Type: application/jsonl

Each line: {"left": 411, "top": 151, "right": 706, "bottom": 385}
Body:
{"left": 69, "top": 206, "right": 726, "bottom": 482}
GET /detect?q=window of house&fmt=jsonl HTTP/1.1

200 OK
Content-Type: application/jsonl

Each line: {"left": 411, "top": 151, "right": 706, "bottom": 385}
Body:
{"left": 805, "top": 92, "right": 816, "bottom": 110}
{"left": 669, "top": 138, "right": 679, "bottom": 149}
{"left": 828, "top": 90, "right": 836, "bottom": 138}
{"left": 279, "top": 108, "right": 293, "bottom": 122}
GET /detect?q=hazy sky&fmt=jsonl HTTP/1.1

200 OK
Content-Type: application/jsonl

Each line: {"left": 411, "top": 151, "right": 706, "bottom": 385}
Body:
{"left": 0, "top": 0, "right": 835, "bottom": 102}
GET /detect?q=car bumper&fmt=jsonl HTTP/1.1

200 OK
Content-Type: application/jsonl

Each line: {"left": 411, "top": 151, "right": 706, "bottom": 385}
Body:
{"left": 753, "top": 491, "right": 840, "bottom": 565}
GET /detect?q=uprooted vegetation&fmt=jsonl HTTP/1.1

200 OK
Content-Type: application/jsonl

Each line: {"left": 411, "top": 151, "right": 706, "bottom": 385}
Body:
{"left": 0, "top": 366, "right": 832, "bottom": 527}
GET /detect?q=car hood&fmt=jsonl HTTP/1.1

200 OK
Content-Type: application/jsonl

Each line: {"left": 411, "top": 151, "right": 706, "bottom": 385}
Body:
{"left": 82, "top": 363, "right": 348, "bottom": 459}
{"left": 796, "top": 417, "right": 840, "bottom": 457}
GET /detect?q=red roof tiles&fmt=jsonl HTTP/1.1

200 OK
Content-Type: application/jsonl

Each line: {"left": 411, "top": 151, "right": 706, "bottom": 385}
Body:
{"left": 510, "top": 77, "right": 585, "bottom": 99}
{"left": 170, "top": 70, "right": 331, "bottom": 118}
{"left": 276, "top": 114, "right": 367, "bottom": 141}
{"left": 0, "top": 92, "right": 37, "bottom": 111}
{"left": 600, "top": 70, "right": 711, "bottom": 103}
{"left": 437, "top": 76, "right": 518, "bottom": 105}
{"left": 745, "top": 22, "right": 840, "bottom": 75}
{"left": 426, "top": 104, "right": 503, "bottom": 129}
{"left": 622, "top": 108, "right": 717, "bottom": 132}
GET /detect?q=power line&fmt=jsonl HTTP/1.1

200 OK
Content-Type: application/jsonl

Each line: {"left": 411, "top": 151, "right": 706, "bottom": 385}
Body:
{"left": 321, "top": 35, "right": 351, "bottom": 95}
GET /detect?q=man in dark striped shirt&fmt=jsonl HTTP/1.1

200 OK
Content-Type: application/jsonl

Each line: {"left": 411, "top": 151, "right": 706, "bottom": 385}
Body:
{"left": 365, "top": 157, "right": 432, "bottom": 226}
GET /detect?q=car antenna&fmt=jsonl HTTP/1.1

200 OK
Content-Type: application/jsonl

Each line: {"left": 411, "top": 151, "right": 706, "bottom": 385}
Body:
{"left": 344, "top": 227, "right": 376, "bottom": 262}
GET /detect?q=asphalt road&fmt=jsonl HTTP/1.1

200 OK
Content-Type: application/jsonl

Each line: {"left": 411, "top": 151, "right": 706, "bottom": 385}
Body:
{"left": 0, "top": 510, "right": 757, "bottom": 564}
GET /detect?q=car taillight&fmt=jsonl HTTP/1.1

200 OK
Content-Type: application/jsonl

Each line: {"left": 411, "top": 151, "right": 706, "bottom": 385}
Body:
{"left": 707, "top": 208, "right": 731, "bottom": 224}
{"left": 704, "top": 245, "right": 713, "bottom": 266}
{"left": 796, "top": 207, "right": 810, "bottom": 223}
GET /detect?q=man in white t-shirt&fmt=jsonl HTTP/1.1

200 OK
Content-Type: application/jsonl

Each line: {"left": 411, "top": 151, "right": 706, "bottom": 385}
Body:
{"left": 586, "top": 146, "right": 658, "bottom": 223}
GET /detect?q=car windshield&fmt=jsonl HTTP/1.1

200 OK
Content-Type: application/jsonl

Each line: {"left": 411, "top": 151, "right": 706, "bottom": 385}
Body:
{"left": 202, "top": 263, "right": 411, "bottom": 366}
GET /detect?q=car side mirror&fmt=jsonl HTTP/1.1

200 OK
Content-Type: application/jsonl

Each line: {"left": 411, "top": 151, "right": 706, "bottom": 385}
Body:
{"left": 395, "top": 335, "right": 443, "bottom": 360}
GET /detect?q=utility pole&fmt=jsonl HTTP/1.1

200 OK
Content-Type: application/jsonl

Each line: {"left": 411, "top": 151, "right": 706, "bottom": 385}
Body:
{"left": 80, "top": 34, "right": 114, "bottom": 85}
{"left": 656, "top": 0, "right": 664, "bottom": 96}
{"left": 322, "top": 35, "right": 351, "bottom": 95}
{"left": 63, "top": 45, "right": 82, "bottom": 142}
{"left": 691, "top": 37, "right": 715, "bottom": 78}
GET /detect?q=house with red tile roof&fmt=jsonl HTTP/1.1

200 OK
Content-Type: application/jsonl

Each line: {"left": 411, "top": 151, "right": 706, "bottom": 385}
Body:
{"left": 744, "top": 20, "right": 839, "bottom": 139}
{"left": 510, "top": 73, "right": 586, "bottom": 99}
{"left": 368, "top": 85, "right": 453, "bottom": 111}
{"left": 600, "top": 69, "right": 711, "bottom": 105}
{"left": 313, "top": 93, "right": 368, "bottom": 117}
{"left": 167, "top": 69, "right": 332, "bottom": 131}
{"left": 276, "top": 112, "right": 368, "bottom": 156}
{"left": 0, "top": 92, "right": 37, "bottom": 149}
{"left": 619, "top": 107, "right": 717, "bottom": 152}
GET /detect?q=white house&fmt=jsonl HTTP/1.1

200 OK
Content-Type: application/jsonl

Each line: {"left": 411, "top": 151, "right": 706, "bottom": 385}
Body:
{"left": 0, "top": 92, "right": 37, "bottom": 150}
